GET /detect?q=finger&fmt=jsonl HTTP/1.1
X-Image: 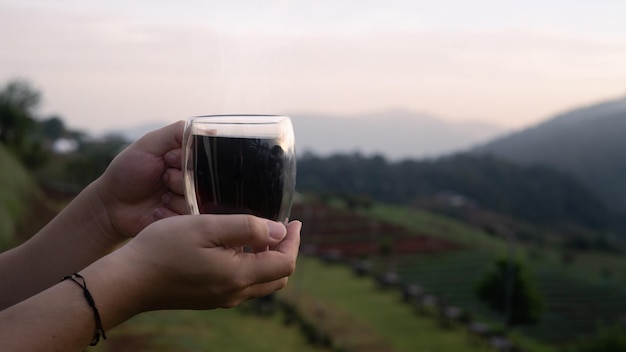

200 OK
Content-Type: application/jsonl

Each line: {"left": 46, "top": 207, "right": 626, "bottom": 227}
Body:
{"left": 216, "top": 278, "right": 288, "bottom": 309}
{"left": 163, "top": 168, "right": 184, "bottom": 195}
{"left": 243, "top": 278, "right": 289, "bottom": 301}
{"left": 235, "top": 221, "right": 301, "bottom": 284}
{"left": 153, "top": 207, "right": 179, "bottom": 220}
{"left": 164, "top": 149, "right": 182, "bottom": 169}
{"left": 251, "top": 245, "right": 269, "bottom": 253}
{"left": 274, "top": 220, "right": 302, "bottom": 259}
{"left": 236, "top": 248, "right": 297, "bottom": 286}
{"left": 136, "top": 120, "right": 185, "bottom": 156}
{"left": 161, "top": 192, "right": 188, "bottom": 215}
{"left": 193, "top": 214, "right": 287, "bottom": 248}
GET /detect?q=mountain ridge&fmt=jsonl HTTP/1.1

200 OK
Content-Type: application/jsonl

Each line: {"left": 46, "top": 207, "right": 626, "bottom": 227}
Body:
{"left": 473, "top": 95, "right": 626, "bottom": 214}
{"left": 290, "top": 109, "right": 505, "bottom": 160}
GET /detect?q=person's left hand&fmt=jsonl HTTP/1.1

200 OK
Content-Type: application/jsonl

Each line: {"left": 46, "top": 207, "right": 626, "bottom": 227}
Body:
{"left": 95, "top": 121, "right": 188, "bottom": 239}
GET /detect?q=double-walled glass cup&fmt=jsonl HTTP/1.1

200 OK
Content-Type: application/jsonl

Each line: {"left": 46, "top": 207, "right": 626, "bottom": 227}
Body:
{"left": 183, "top": 115, "right": 296, "bottom": 223}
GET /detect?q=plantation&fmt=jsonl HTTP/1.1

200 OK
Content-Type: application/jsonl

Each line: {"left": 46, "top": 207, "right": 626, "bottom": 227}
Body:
{"left": 292, "top": 200, "right": 626, "bottom": 350}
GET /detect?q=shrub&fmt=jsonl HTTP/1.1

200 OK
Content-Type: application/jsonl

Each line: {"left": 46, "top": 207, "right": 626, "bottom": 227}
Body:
{"left": 476, "top": 258, "right": 544, "bottom": 326}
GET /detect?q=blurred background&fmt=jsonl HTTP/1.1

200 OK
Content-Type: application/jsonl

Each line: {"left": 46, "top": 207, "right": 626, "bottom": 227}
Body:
{"left": 1, "top": 1, "right": 625, "bottom": 351}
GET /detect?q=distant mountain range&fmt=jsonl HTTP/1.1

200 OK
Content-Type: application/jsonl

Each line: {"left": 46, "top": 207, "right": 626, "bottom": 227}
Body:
{"left": 290, "top": 109, "right": 505, "bottom": 160}
{"left": 112, "top": 99, "right": 626, "bottom": 217}
{"left": 473, "top": 95, "right": 626, "bottom": 214}
{"left": 113, "top": 109, "right": 506, "bottom": 160}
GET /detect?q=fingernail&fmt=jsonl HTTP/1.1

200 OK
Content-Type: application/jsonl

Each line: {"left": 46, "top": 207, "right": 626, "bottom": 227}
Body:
{"left": 292, "top": 220, "right": 303, "bottom": 233}
{"left": 153, "top": 208, "right": 165, "bottom": 220}
{"left": 267, "top": 221, "right": 287, "bottom": 240}
{"left": 162, "top": 193, "right": 172, "bottom": 205}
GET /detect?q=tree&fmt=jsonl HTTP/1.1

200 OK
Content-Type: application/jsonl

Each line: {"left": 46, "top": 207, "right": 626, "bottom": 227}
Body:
{"left": 0, "top": 79, "right": 40, "bottom": 146}
{"left": 476, "top": 258, "right": 544, "bottom": 326}
{"left": 40, "top": 116, "right": 66, "bottom": 141}
{"left": 63, "top": 134, "right": 129, "bottom": 188}
{"left": 0, "top": 79, "right": 48, "bottom": 169}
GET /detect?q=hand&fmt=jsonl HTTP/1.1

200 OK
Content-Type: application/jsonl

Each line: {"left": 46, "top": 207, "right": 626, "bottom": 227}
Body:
{"left": 95, "top": 121, "right": 188, "bottom": 239}
{"left": 88, "top": 215, "right": 301, "bottom": 316}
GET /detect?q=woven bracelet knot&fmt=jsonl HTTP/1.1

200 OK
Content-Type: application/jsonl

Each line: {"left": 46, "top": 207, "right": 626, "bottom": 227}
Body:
{"left": 62, "top": 273, "right": 107, "bottom": 346}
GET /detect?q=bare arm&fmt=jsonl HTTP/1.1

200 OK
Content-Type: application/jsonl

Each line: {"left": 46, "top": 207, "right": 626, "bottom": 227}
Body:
{"left": 0, "top": 181, "right": 125, "bottom": 310}
{"left": 0, "top": 215, "right": 301, "bottom": 351}
{"left": 0, "top": 121, "right": 187, "bottom": 309}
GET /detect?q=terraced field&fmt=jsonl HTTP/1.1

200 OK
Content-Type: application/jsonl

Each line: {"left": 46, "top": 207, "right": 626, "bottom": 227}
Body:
{"left": 292, "top": 201, "right": 626, "bottom": 348}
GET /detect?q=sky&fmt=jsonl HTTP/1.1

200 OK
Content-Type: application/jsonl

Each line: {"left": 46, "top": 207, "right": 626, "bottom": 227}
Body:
{"left": 1, "top": 0, "right": 626, "bottom": 136}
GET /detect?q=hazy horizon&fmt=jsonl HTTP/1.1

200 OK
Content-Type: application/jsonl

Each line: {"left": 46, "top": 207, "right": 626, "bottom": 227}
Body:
{"left": 107, "top": 108, "right": 504, "bottom": 161}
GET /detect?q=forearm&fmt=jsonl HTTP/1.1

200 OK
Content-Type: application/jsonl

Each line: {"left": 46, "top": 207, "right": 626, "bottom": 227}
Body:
{"left": 0, "top": 280, "right": 99, "bottom": 351}
{"left": 0, "top": 179, "right": 125, "bottom": 309}
{"left": 0, "top": 257, "right": 140, "bottom": 351}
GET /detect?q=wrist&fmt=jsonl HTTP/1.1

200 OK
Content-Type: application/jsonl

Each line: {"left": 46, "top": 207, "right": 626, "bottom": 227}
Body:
{"left": 79, "top": 251, "right": 148, "bottom": 330}
{"left": 88, "top": 177, "right": 131, "bottom": 244}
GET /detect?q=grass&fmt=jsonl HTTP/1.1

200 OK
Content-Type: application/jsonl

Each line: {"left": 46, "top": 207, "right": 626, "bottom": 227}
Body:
{"left": 94, "top": 306, "right": 327, "bottom": 352}
{"left": 362, "top": 202, "right": 626, "bottom": 284}
{"left": 361, "top": 203, "right": 508, "bottom": 254}
{"left": 391, "top": 250, "right": 497, "bottom": 315}
{"left": 94, "top": 255, "right": 496, "bottom": 352}
{"left": 0, "top": 145, "right": 62, "bottom": 250}
{"left": 283, "top": 256, "right": 494, "bottom": 352}
{"left": 0, "top": 145, "right": 38, "bottom": 249}
{"left": 359, "top": 202, "right": 626, "bottom": 346}
{"left": 523, "top": 265, "right": 626, "bottom": 342}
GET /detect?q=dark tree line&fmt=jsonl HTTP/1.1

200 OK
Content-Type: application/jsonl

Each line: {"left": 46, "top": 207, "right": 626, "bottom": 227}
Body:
{"left": 296, "top": 151, "right": 617, "bottom": 233}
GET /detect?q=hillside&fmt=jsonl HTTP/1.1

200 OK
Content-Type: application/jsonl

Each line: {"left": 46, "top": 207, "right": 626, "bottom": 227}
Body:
{"left": 472, "top": 96, "right": 626, "bottom": 214}
{"left": 0, "top": 145, "right": 56, "bottom": 249}
{"left": 289, "top": 200, "right": 626, "bottom": 347}
{"left": 296, "top": 153, "right": 614, "bottom": 234}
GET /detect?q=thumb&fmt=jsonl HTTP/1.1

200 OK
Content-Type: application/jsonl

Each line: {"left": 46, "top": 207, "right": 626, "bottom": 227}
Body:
{"left": 191, "top": 214, "right": 287, "bottom": 248}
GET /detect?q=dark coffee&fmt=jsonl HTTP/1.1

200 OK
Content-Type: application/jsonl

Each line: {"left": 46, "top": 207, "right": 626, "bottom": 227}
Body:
{"left": 193, "top": 134, "right": 294, "bottom": 221}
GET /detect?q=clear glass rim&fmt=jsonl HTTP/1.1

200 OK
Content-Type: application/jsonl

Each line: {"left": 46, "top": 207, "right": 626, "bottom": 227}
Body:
{"left": 188, "top": 114, "right": 289, "bottom": 124}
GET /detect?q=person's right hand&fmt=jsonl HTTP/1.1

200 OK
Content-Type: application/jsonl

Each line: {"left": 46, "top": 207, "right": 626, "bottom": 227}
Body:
{"left": 83, "top": 214, "right": 301, "bottom": 323}
{"left": 93, "top": 121, "right": 187, "bottom": 241}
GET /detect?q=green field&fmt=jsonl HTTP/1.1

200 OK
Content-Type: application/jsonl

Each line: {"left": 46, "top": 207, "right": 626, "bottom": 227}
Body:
{"left": 283, "top": 256, "right": 499, "bottom": 352}
{"left": 93, "top": 307, "right": 327, "bottom": 352}
{"left": 359, "top": 202, "right": 626, "bottom": 345}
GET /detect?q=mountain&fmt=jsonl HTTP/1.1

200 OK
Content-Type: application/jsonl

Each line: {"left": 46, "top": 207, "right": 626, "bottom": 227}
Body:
{"left": 290, "top": 109, "right": 505, "bottom": 160}
{"left": 473, "top": 95, "right": 626, "bottom": 214}
{"left": 111, "top": 110, "right": 506, "bottom": 161}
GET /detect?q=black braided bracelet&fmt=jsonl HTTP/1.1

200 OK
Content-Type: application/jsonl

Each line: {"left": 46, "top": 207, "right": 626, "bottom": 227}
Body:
{"left": 62, "top": 273, "right": 107, "bottom": 346}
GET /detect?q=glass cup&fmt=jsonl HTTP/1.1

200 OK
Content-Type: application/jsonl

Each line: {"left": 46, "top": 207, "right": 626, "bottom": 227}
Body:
{"left": 183, "top": 115, "right": 296, "bottom": 223}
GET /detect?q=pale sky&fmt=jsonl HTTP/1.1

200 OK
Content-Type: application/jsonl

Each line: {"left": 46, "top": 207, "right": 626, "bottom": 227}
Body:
{"left": 1, "top": 0, "right": 626, "bottom": 135}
